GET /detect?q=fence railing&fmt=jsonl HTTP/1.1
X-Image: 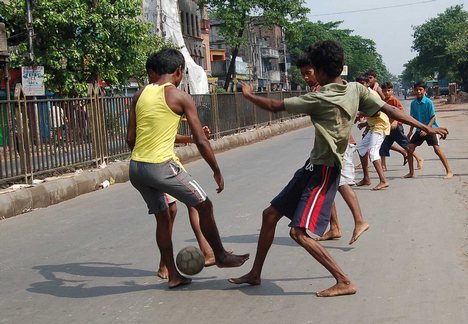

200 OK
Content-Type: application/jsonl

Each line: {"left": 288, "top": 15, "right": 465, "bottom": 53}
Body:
{"left": 0, "top": 85, "right": 305, "bottom": 185}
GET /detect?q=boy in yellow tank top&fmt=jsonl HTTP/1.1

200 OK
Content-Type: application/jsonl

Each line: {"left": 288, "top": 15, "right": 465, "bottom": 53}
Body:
{"left": 127, "top": 49, "right": 249, "bottom": 288}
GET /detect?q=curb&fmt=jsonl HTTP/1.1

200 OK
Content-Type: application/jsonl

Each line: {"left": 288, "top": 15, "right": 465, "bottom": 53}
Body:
{"left": 0, "top": 117, "right": 311, "bottom": 220}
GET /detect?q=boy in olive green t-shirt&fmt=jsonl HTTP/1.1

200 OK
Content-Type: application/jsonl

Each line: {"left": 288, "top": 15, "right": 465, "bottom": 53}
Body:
{"left": 228, "top": 40, "right": 448, "bottom": 297}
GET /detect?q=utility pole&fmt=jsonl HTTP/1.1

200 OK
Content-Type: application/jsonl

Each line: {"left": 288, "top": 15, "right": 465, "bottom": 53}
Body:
{"left": 282, "top": 27, "right": 289, "bottom": 91}
{"left": 25, "top": 0, "right": 35, "bottom": 64}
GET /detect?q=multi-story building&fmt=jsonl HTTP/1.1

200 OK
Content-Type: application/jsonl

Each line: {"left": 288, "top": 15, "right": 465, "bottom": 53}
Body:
{"left": 142, "top": 0, "right": 211, "bottom": 76}
{"left": 210, "top": 17, "right": 288, "bottom": 91}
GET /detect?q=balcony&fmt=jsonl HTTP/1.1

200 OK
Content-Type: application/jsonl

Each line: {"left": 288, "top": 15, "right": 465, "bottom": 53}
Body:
{"left": 261, "top": 48, "right": 279, "bottom": 59}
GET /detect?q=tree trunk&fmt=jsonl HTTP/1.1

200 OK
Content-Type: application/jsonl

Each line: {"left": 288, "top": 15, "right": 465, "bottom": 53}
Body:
{"left": 224, "top": 46, "right": 238, "bottom": 91}
{"left": 224, "top": 28, "right": 245, "bottom": 91}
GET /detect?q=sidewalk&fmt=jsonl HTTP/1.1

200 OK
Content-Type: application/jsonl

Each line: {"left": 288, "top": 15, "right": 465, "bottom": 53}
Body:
{"left": 0, "top": 117, "right": 311, "bottom": 219}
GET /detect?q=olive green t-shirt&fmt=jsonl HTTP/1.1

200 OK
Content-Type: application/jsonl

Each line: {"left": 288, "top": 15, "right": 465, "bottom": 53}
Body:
{"left": 284, "top": 81, "right": 385, "bottom": 168}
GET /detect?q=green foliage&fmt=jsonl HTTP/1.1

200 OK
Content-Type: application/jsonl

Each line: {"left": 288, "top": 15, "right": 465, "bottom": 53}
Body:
{"left": 2, "top": 0, "right": 173, "bottom": 96}
{"left": 199, "top": 0, "right": 309, "bottom": 48}
{"left": 286, "top": 19, "right": 391, "bottom": 82}
{"left": 199, "top": 0, "right": 309, "bottom": 89}
{"left": 403, "top": 5, "right": 468, "bottom": 86}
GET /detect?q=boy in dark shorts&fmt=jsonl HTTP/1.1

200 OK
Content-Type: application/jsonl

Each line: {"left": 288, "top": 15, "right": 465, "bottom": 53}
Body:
{"left": 379, "top": 81, "right": 424, "bottom": 171}
{"left": 228, "top": 41, "right": 448, "bottom": 297}
{"left": 404, "top": 80, "right": 453, "bottom": 179}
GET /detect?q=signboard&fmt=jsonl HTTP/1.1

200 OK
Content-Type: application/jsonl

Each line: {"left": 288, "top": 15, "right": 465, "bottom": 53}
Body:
{"left": 341, "top": 65, "right": 348, "bottom": 76}
{"left": 21, "top": 66, "right": 45, "bottom": 96}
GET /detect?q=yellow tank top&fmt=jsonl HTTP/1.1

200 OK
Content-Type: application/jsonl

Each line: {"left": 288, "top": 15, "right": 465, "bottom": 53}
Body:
{"left": 131, "top": 83, "right": 182, "bottom": 163}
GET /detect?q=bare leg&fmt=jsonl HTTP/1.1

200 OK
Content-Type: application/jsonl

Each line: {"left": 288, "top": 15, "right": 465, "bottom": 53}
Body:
{"left": 390, "top": 143, "right": 407, "bottom": 166}
{"left": 187, "top": 206, "right": 215, "bottom": 266}
{"left": 371, "top": 159, "right": 389, "bottom": 190}
{"left": 338, "top": 184, "right": 369, "bottom": 244}
{"left": 154, "top": 210, "right": 192, "bottom": 288}
{"left": 403, "top": 144, "right": 417, "bottom": 178}
{"left": 413, "top": 152, "right": 424, "bottom": 170}
{"left": 289, "top": 227, "right": 356, "bottom": 297}
{"left": 194, "top": 198, "right": 249, "bottom": 267}
{"left": 229, "top": 205, "right": 282, "bottom": 285}
{"left": 381, "top": 156, "right": 387, "bottom": 171}
{"left": 356, "top": 153, "right": 371, "bottom": 186}
{"left": 315, "top": 202, "right": 342, "bottom": 241}
{"left": 433, "top": 145, "right": 453, "bottom": 178}
{"left": 157, "top": 202, "right": 177, "bottom": 279}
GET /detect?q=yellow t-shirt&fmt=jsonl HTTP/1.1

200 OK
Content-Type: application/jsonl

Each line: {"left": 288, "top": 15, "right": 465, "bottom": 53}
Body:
{"left": 131, "top": 83, "right": 182, "bottom": 163}
{"left": 367, "top": 112, "right": 390, "bottom": 135}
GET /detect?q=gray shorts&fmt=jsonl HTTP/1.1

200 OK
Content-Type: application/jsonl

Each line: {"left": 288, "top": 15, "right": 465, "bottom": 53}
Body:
{"left": 129, "top": 159, "right": 207, "bottom": 214}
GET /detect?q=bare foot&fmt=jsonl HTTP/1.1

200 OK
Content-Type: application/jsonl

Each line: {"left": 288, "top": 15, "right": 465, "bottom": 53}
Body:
{"left": 349, "top": 223, "right": 369, "bottom": 245}
{"left": 228, "top": 272, "right": 261, "bottom": 286}
{"left": 206, "top": 249, "right": 234, "bottom": 267}
{"left": 315, "top": 229, "right": 342, "bottom": 241}
{"left": 157, "top": 264, "right": 168, "bottom": 279}
{"left": 216, "top": 252, "right": 250, "bottom": 268}
{"left": 403, "top": 173, "right": 416, "bottom": 179}
{"left": 316, "top": 281, "right": 357, "bottom": 297}
{"left": 168, "top": 275, "right": 192, "bottom": 288}
{"left": 356, "top": 179, "right": 371, "bottom": 186}
{"left": 416, "top": 158, "right": 424, "bottom": 170}
{"left": 371, "top": 182, "right": 389, "bottom": 191}
{"left": 204, "top": 255, "right": 216, "bottom": 267}
{"left": 444, "top": 171, "right": 453, "bottom": 179}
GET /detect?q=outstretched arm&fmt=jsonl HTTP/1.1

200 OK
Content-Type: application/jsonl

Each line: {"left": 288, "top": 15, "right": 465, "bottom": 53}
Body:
{"left": 380, "top": 103, "right": 448, "bottom": 138}
{"left": 240, "top": 82, "right": 285, "bottom": 112}
{"left": 175, "top": 126, "right": 211, "bottom": 143}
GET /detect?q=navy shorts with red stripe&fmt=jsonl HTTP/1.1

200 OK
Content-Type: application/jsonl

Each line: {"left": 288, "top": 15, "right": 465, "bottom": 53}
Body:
{"left": 271, "top": 160, "right": 340, "bottom": 236}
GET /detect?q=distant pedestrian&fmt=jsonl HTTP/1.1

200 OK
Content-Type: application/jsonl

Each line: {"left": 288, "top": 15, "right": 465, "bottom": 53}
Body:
{"left": 404, "top": 81, "right": 453, "bottom": 179}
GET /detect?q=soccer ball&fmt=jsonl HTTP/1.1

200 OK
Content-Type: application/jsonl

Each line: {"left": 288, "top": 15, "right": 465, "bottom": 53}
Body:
{"left": 176, "top": 246, "right": 205, "bottom": 275}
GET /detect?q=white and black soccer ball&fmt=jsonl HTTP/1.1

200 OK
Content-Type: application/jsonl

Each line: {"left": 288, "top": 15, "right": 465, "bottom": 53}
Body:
{"left": 176, "top": 246, "right": 205, "bottom": 275}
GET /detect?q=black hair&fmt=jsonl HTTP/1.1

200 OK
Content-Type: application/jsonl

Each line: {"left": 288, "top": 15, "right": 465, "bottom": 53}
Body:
{"left": 306, "top": 40, "right": 344, "bottom": 78}
{"left": 295, "top": 53, "right": 312, "bottom": 68}
{"left": 355, "top": 75, "right": 369, "bottom": 83}
{"left": 381, "top": 81, "right": 393, "bottom": 90}
{"left": 365, "top": 70, "right": 377, "bottom": 78}
{"left": 413, "top": 80, "right": 427, "bottom": 89}
{"left": 146, "top": 49, "right": 185, "bottom": 75}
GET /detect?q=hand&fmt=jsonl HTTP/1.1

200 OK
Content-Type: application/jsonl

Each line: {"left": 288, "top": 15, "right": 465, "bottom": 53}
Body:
{"left": 420, "top": 130, "right": 427, "bottom": 137}
{"left": 213, "top": 171, "right": 224, "bottom": 193}
{"left": 239, "top": 81, "right": 254, "bottom": 97}
{"left": 202, "top": 126, "right": 211, "bottom": 140}
{"left": 428, "top": 127, "right": 448, "bottom": 140}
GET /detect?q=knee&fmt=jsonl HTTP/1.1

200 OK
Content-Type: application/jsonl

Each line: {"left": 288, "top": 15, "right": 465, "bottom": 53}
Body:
{"left": 196, "top": 198, "right": 212, "bottom": 214}
{"left": 262, "top": 206, "right": 280, "bottom": 226}
{"left": 289, "top": 227, "right": 306, "bottom": 243}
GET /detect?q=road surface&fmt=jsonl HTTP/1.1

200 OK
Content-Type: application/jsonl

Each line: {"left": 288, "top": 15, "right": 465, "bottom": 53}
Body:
{"left": 1, "top": 100, "right": 467, "bottom": 323}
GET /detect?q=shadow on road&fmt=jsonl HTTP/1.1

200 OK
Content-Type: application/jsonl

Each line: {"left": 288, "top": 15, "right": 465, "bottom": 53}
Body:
{"left": 27, "top": 262, "right": 163, "bottom": 298}
{"left": 187, "top": 234, "right": 353, "bottom": 252}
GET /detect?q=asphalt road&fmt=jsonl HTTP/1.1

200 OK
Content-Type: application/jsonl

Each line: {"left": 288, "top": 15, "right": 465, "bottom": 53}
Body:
{"left": 1, "top": 100, "right": 467, "bottom": 324}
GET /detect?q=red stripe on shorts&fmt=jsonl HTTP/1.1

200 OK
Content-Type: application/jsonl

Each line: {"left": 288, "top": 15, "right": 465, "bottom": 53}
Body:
{"left": 300, "top": 166, "right": 331, "bottom": 231}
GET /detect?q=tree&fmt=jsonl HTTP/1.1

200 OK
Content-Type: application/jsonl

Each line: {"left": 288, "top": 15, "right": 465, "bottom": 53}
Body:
{"left": 199, "top": 0, "right": 309, "bottom": 90}
{"left": 286, "top": 19, "right": 391, "bottom": 83}
{"left": 1, "top": 0, "right": 172, "bottom": 96}
{"left": 404, "top": 5, "right": 468, "bottom": 86}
